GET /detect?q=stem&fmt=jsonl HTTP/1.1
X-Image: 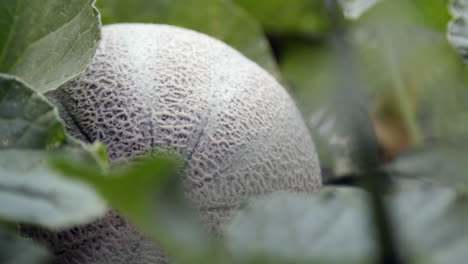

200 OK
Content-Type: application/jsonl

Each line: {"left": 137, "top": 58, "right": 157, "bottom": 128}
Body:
{"left": 385, "top": 42, "right": 424, "bottom": 147}
{"left": 364, "top": 170, "right": 402, "bottom": 264}
{"left": 324, "top": 1, "right": 405, "bottom": 263}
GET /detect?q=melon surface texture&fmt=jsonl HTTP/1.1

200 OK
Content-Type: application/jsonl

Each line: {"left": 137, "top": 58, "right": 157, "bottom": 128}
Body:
{"left": 22, "top": 23, "right": 322, "bottom": 264}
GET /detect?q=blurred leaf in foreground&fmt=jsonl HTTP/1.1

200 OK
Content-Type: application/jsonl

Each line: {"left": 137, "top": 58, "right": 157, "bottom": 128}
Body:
{"left": 96, "top": 0, "right": 280, "bottom": 79}
{"left": 0, "top": 74, "right": 107, "bottom": 229}
{"left": 282, "top": 44, "right": 335, "bottom": 120}
{"left": 0, "top": 226, "right": 50, "bottom": 264}
{"left": 385, "top": 144, "right": 468, "bottom": 191}
{"left": 0, "top": 0, "right": 101, "bottom": 93}
{"left": 338, "top": 0, "right": 450, "bottom": 31}
{"left": 281, "top": 44, "right": 354, "bottom": 178}
{"left": 53, "top": 155, "right": 227, "bottom": 264}
{"left": 227, "top": 183, "right": 468, "bottom": 264}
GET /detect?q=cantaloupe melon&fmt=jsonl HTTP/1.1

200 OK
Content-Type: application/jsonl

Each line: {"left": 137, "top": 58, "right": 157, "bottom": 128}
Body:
{"left": 21, "top": 23, "right": 321, "bottom": 264}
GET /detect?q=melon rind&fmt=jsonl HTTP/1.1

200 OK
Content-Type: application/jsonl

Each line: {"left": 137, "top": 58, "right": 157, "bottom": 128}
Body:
{"left": 24, "top": 23, "right": 322, "bottom": 264}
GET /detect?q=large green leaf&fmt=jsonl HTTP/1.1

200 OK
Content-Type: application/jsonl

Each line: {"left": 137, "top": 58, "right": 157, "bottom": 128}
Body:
{"left": 385, "top": 145, "right": 468, "bottom": 191}
{"left": 96, "top": 0, "right": 280, "bottom": 78}
{"left": 226, "top": 183, "right": 468, "bottom": 264}
{"left": 0, "top": 74, "right": 106, "bottom": 229}
{"left": 339, "top": 0, "right": 449, "bottom": 30}
{"left": 227, "top": 188, "right": 374, "bottom": 263}
{"left": 0, "top": 226, "right": 50, "bottom": 264}
{"left": 0, "top": 74, "right": 64, "bottom": 149}
{"left": 281, "top": 44, "right": 335, "bottom": 115}
{"left": 0, "top": 0, "right": 101, "bottom": 93}
{"left": 281, "top": 44, "right": 355, "bottom": 178}
{"left": 0, "top": 148, "right": 106, "bottom": 229}
{"left": 234, "top": 0, "right": 328, "bottom": 35}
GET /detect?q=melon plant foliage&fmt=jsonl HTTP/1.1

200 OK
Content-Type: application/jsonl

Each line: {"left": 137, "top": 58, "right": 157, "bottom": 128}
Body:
{"left": 2, "top": 0, "right": 468, "bottom": 264}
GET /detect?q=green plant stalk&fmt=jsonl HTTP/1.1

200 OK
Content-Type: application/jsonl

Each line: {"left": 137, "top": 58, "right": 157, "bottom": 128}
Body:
{"left": 385, "top": 42, "right": 424, "bottom": 147}
{"left": 363, "top": 170, "right": 402, "bottom": 264}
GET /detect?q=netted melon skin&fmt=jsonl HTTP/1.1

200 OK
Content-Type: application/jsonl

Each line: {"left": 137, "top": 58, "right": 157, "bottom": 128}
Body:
{"left": 21, "top": 211, "right": 167, "bottom": 264}
{"left": 24, "top": 24, "right": 322, "bottom": 263}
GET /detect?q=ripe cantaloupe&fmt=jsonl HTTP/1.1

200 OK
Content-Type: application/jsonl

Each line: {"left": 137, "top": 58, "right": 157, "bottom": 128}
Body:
{"left": 21, "top": 24, "right": 322, "bottom": 263}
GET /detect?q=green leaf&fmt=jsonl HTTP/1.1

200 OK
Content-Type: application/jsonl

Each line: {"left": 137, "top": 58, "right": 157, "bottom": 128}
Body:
{"left": 281, "top": 44, "right": 335, "bottom": 116}
{"left": 412, "top": 0, "right": 451, "bottom": 32}
{"left": 338, "top": 0, "right": 450, "bottom": 30}
{"left": 0, "top": 226, "right": 50, "bottom": 264}
{"left": 234, "top": 0, "right": 328, "bottom": 35}
{"left": 96, "top": 0, "right": 280, "bottom": 79}
{"left": 52, "top": 156, "right": 179, "bottom": 230}
{"left": 0, "top": 149, "right": 106, "bottom": 229}
{"left": 0, "top": 74, "right": 64, "bottom": 149}
{"left": 385, "top": 145, "right": 468, "bottom": 191}
{"left": 227, "top": 188, "right": 374, "bottom": 263}
{"left": 0, "top": 75, "right": 106, "bottom": 229}
{"left": 226, "top": 184, "right": 468, "bottom": 264}
{"left": 0, "top": 0, "right": 101, "bottom": 93}
{"left": 281, "top": 44, "right": 355, "bottom": 177}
